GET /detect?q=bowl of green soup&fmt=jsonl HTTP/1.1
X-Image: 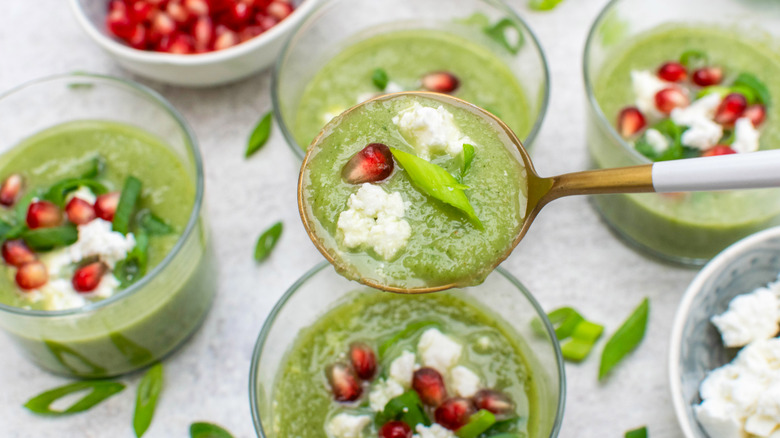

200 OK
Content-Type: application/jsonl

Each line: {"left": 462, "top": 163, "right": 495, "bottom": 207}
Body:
{"left": 0, "top": 73, "right": 216, "bottom": 378}
{"left": 249, "top": 262, "right": 565, "bottom": 438}
{"left": 273, "top": 0, "right": 550, "bottom": 159}
{"left": 584, "top": 0, "right": 780, "bottom": 265}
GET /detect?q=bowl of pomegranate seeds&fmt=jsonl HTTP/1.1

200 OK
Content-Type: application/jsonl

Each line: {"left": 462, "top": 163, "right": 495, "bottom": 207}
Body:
{"left": 69, "top": 0, "right": 315, "bottom": 86}
{"left": 584, "top": 0, "right": 780, "bottom": 265}
{"left": 249, "top": 262, "right": 565, "bottom": 438}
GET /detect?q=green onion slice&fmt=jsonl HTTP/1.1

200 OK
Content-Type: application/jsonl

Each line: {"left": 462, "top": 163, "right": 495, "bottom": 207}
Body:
{"left": 598, "top": 298, "right": 650, "bottom": 380}
{"left": 254, "top": 221, "right": 283, "bottom": 262}
{"left": 24, "top": 381, "right": 125, "bottom": 416}
{"left": 112, "top": 176, "right": 142, "bottom": 235}
{"left": 133, "top": 363, "right": 164, "bottom": 438}
{"left": 456, "top": 410, "right": 497, "bottom": 438}
{"left": 190, "top": 422, "right": 234, "bottom": 438}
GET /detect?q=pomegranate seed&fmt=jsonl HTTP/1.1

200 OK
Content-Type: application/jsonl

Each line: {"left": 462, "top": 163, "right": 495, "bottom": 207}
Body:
{"left": 253, "top": 0, "right": 273, "bottom": 9}
{"left": 184, "top": 0, "right": 209, "bottom": 15}
{"left": 151, "top": 12, "right": 177, "bottom": 38}
{"left": 107, "top": 8, "right": 136, "bottom": 40}
{"left": 341, "top": 143, "right": 394, "bottom": 185}
{"left": 94, "top": 192, "right": 120, "bottom": 221}
{"left": 412, "top": 368, "right": 447, "bottom": 406}
{"left": 127, "top": 24, "right": 149, "bottom": 49}
{"left": 349, "top": 342, "right": 377, "bottom": 380}
{"left": 267, "top": 1, "right": 293, "bottom": 20}
{"left": 72, "top": 262, "right": 108, "bottom": 293}
{"left": 225, "top": 2, "right": 252, "bottom": 29}
{"left": 206, "top": 0, "right": 232, "bottom": 13}
{"left": 2, "top": 240, "right": 37, "bottom": 267}
{"left": 168, "top": 34, "right": 195, "bottom": 54}
{"left": 213, "top": 29, "right": 238, "bottom": 50}
{"left": 256, "top": 15, "right": 278, "bottom": 31}
{"left": 193, "top": 16, "right": 215, "bottom": 47}
{"left": 702, "top": 145, "right": 737, "bottom": 157}
{"left": 16, "top": 261, "right": 48, "bottom": 290}
{"left": 473, "top": 389, "right": 514, "bottom": 417}
{"left": 657, "top": 61, "right": 687, "bottom": 82}
{"left": 434, "top": 397, "right": 475, "bottom": 430}
{"left": 26, "top": 201, "right": 63, "bottom": 229}
{"left": 108, "top": 0, "right": 127, "bottom": 13}
{"left": 65, "top": 197, "right": 97, "bottom": 225}
{"left": 421, "top": 71, "right": 459, "bottom": 94}
{"left": 167, "top": 1, "right": 192, "bottom": 25}
{"left": 239, "top": 25, "right": 264, "bottom": 42}
{"left": 378, "top": 421, "right": 413, "bottom": 438}
{"left": 616, "top": 106, "right": 646, "bottom": 138}
{"left": 654, "top": 87, "right": 689, "bottom": 114}
{"left": 0, "top": 174, "right": 23, "bottom": 207}
{"left": 743, "top": 104, "right": 767, "bottom": 128}
{"left": 326, "top": 363, "right": 362, "bottom": 402}
{"left": 130, "top": 1, "right": 155, "bottom": 22}
{"left": 692, "top": 67, "right": 723, "bottom": 87}
{"left": 714, "top": 93, "right": 748, "bottom": 126}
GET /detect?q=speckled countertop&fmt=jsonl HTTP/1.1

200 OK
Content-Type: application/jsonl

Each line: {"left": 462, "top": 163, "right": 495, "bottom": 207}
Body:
{"left": 0, "top": 0, "right": 696, "bottom": 436}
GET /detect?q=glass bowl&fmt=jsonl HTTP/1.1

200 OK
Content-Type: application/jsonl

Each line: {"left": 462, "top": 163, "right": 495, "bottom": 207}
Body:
{"left": 583, "top": 0, "right": 780, "bottom": 265}
{"left": 249, "top": 262, "right": 565, "bottom": 438}
{"left": 0, "top": 73, "right": 216, "bottom": 378}
{"left": 273, "top": 0, "right": 550, "bottom": 159}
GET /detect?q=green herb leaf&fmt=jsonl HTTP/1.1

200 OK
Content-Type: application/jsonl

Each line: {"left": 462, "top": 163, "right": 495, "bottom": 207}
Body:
{"left": 484, "top": 18, "right": 524, "bottom": 54}
{"left": 636, "top": 119, "right": 685, "bottom": 162}
{"left": 137, "top": 209, "right": 173, "bottom": 235}
{"left": 679, "top": 50, "right": 708, "bottom": 69}
{"left": 15, "top": 189, "right": 42, "bottom": 223}
{"left": 598, "top": 298, "right": 650, "bottom": 380}
{"left": 372, "top": 68, "right": 389, "bottom": 91}
{"left": 561, "top": 320, "right": 604, "bottom": 362}
{"left": 379, "top": 320, "right": 440, "bottom": 358}
{"left": 113, "top": 176, "right": 142, "bottom": 235}
{"left": 133, "top": 363, "right": 164, "bottom": 438}
{"left": 529, "top": 0, "right": 565, "bottom": 11}
{"left": 375, "top": 390, "right": 431, "bottom": 429}
{"left": 456, "top": 410, "right": 496, "bottom": 438}
{"left": 626, "top": 426, "right": 648, "bottom": 438}
{"left": 22, "top": 225, "right": 78, "bottom": 251}
{"left": 45, "top": 178, "right": 108, "bottom": 207}
{"left": 733, "top": 73, "right": 771, "bottom": 106}
{"left": 115, "top": 230, "right": 149, "bottom": 288}
{"left": 390, "top": 148, "right": 483, "bottom": 229}
{"left": 24, "top": 381, "right": 125, "bottom": 416}
{"left": 190, "top": 422, "right": 234, "bottom": 438}
{"left": 246, "top": 111, "right": 272, "bottom": 158}
{"left": 254, "top": 221, "right": 283, "bottom": 262}
{"left": 459, "top": 143, "right": 476, "bottom": 182}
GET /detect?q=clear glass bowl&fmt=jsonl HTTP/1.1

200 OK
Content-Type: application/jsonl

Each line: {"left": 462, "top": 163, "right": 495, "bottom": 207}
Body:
{"left": 583, "top": 0, "right": 780, "bottom": 265}
{"left": 0, "top": 74, "right": 216, "bottom": 378}
{"left": 249, "top": 262, "right": 565, "bottom": 438}
{"left": 273, "top": 0, "right": 550, "bottom": 159}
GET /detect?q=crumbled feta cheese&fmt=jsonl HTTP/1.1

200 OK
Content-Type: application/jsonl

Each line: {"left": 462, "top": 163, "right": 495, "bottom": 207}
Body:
{"left": 385, "top": 82, "right": 403, "bottom": 93}
{"left": 749, "top": 383, "right": 780, "bottom": 436}
{"left": 695, "top": 398, "right": 744, "bottom": 438}
{"left": 631, "top": 70, "right": 671, "bottom": 115}
{"left": 389, "top": 350, "right": 417, "bottom": 387}
{"left": 671, "top": 92, "right": 722, "bottom": 124}
{"left": 326, "top": 413, "right": 371, "bottom": 438}
{"left": 65, "top": 186, "right": 97, "bottom": 205}
{"left": 337, "top": 184, "right": 411, "bottom": 260}
{"left": 39, "top": 279, "right": 88, "bottom": 311}
{"left": 680, "top": 118, "right": 723, "bottom": 150}
{"left": 413, "top": 423, "right": 456, "bottom": 438}
{"left": 369, "top": 378, "right": 404, "bottom": 412}
{"left": 39, "top": 248, "right": 74, "bottom": 277}
{"left": 732, "top": 117, "right": 761, "bottom": 154}
{"left": 68, "top": 219, "right": 136, "bottom": 269}
{"left": 417, "top": 328, "right": 462, "bottom": 375}
{"left": 644, "top": 128, "right": 669, "bottom": 154}
{"left": 451, "top": 365, "right": 481, "bottom": 397}
{"left": 711, "top": 287, "right": 780, "bottom": 347}
{"left": 392, "top": 102, "right": 473, "bottom": 160}
{"left": 89, "top": 273, "right": 121, "bottom": 299}
{"left": 670, "top": 93, "right": 724, "bottom": 150}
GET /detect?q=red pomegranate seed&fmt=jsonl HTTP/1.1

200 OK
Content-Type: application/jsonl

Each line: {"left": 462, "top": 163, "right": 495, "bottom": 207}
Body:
{"left": 2, "top": 240, "right": 37, "bottom": 267}
{"left": 692, "top": 67, "right": 723, "bottom": 87}
{"left": 253, "top": 0, "right": 273, "bottom": 9}
{"left": 239, "top": 25, "right": 264, "bottom": 42}
{"left": 193, "top": 16, "right": 215, "bottom": 47}
{"left": 130, "top": 1, "right": 155, "bottom": 22}
{"left": 213, "top": 29, "right": 239, "bottom": 50}
{"left": 65, "top": 197, "right": 97, "bottom": 225}
{"left": 714, "top": 93, "right": 748, "bottom": 126}
{"left": 349, "top": 342, "right": 377, "bottom": 380}
{"left": 616, "top": 106, "right": 646, "bottom": 137}
{"left": 473, "top": 389, "right": 514, "bottom": 417}
{"left": 108, "top": 0, "right": 127, "bottom": 13}
{"left": 0, "top": 174, "right": 23, "bottom": 207}
{"left": 151, "top": 11, "right": 177, "bottom": 38}
{"left": 168, "top": 34, "right": 195, "bottom": 54}
{"left": 127, "top": 24, "right": 149, "bottom": 49}
{"left": 94, "top": 192, "right": 120, "bottom": 221}
{"left": 184, "top": 0, "right": 209, "bottom": 15}
{"left": 26, "top": 201, "right": 63, "bottom": 229}
{"left": 378, "top": 421, "right": 413, "bottom": 438}
{"left": 412, "top": 367, "right": 447, "bottom": 406}
{"left": 743, "top": 104, "right": 767, "bottom": 127}
{"left": 256, "top": 15, "right": 279, "bottom": 31}
{"left": 326, "top": 363, "right": 362, "bottom": 402}
{"left": 657, "top": 62, "right": 687, "bottom": 82}
{"left": 267, "top": 1, "right": 293, "bottom": 20}
{"left": 167, "top": 1, "right": 192, "bottom": 25}
{"left": 702, "top": 145, "right": 737, "bottom": 157}
{"left": 16, "top": 261, "right": 48, "bottom": 290}
{"left": 206, "top": 0, "right": 232, "bottom": 13}
{"left": 225, "top": 2, "right": 252, "bottom": 29}
{"left": 72, "top": 262, "right": 108, "bottom": 293}
{"left": 341, "top": 143, "right": 394, "bottom": 185}
{"left": 421, "top": 71, "right": 459, "bottom": 94}
{"left": 434, "top": 397, "right": 476, "bottom": 430}
{"left": 107, "top": 8, "right": 136, "bottom": 40}
{"left": 654, "top": 87, "right": 689, "bottom": 114}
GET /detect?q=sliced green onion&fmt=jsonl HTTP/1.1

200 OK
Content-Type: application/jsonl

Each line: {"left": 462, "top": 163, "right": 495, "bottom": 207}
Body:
{"left": 133, "top": 363, "right": 164, "bottom": 438}
{"left": 136, "top": 209, "right": 173, "bottom": 235}
{"left": 561, "top": 320, "right": 604, "bottom": 362}
{"left": 598, "top": 298, "right": 650, "bottom": 380}
{"left": 372, "top": 68, "right": 389, "bottom": 91}
{"left": 626, "top": 426, "right": 648, "bottom": 438}
{"left": 456, "top": 410, "right": 496, "bottom": 438}
{"left": 190, "top": 422, "right": 234, "bottom": 438}
{"left": 112, "top": 176, "right": 142, "bottom": 235}
{"left": 246, "top": 111, "right": 273, "bottom": 158}
{"left": 529, "top": 0, "right": 565, "bottom": 11}
{"left": 254, "top": 221, "right": 283, "bottom": 262}
{"left": 24, "top": 381, "right": 125, "bottom": 416}
{"left": 546, "top": 307, "right": 584, "bottom": 340}
{"left": 484, "top": 18, "right": 524, "bottom": 54}
{"left": 22, "top": 225, "right": 78, "bottom": 251}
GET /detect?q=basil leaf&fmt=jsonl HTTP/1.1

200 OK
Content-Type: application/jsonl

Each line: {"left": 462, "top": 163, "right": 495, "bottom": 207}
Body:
{"left": 598, "top": 298, "right": 650, "bottom": 380}
{"left": 390, "top": 148, "right": 483, "bottom": 229}
{"left": 133, "top": 363, "right": 164, "bottom": 438}
{"left": 372, "top": 68, "right": 389, "bottom": 91}
{"left": 45, "top": 178, "right": 108, "bottom": 207}
{"left": 456, "top": 409, "right": 496, "bottom": 438}
{"left": 24, "top": 381, "right": 125, "bottom": 416}
{"left": 375, "top": 390, "right": 431, "bottom": 429}
{"left": 626, "top": 426, "right": 648, "bottom": 438}
{"left": 254, "top": 221, "right": 282, "bottom": 262}
{"left": 679, "top": 50, "right": 708, "bottom": 69}
{"left": 137, "top": 209, "right": 173, "bottom": 235}
{"left": 246, "top": 111, "right": 272, "bottom": 158}
{"left": 115, "top": 230, "right": 149, "bottom": 288}
{"left": 113, "top": 176, "right": 142, "bottom": 235}
{"left": 529, "top": 0, "right": 565, "bottom": 11}
{"left": 378, "top": 320, "right": 440, "bottom": 358}
{"left": 733, "top": 73, "right": 771, "bottom": 106}
{"left": 22, "top": 225, "right": 78, "bottom": 251}
{"left": 484, "top": 18, "right": 524, "bottom": 54}
{"left": 459, "top": 143, "right": 475, "bottom": 182}
{"left": 190, "top": 422, "right": 234, "bottom": 438}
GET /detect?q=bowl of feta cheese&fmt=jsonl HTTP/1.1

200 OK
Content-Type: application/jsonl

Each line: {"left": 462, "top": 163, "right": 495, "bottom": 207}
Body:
{"left": 669, "top": 225, "right": 780, "bottom": 438}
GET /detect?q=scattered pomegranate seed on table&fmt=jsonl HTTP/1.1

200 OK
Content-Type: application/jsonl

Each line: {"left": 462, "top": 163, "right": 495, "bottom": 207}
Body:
{"left": 412, "top": 367, "right": 447, "bottom": 406}
{"left": 341, "top": 143, "right": 394, "bottom": 185}
{"left": 94, "top": 192, "right": 121, "bottom": 221}
{"left": 692, "top": 66, "right": 723, "bottom": 86}
{"left": 657, "top": 61, "right": 687, "bottom": 82}
{"left": 2, "top": 240, "right": 37, "bottom": 267}
{"left": 325, "top": 363, "right": 362, "bottom": 402}
{"left": 434, "top": 397, "right": 475, "bottom": 430}
{"left": 26, "top": 201, "right": 63, "bottom": 229}
{"left": 654, "top": 87, "right": 689, "bottom": 114}
{"left": 421, "top": 71, "right": 460, "bottom": 94}
{"left": 617, "top": 107, "right": 646, "bottom": 137}
{"left": 714, "top": 93, "right": 748, "bottom": 126}
{"left": 73, "top": 262, "right": 109, "bottom": 293}
{"left": 378, "top": 421, "right": 413, "bottom": 438}
{"left": 0, "top": 174, "right": 23, "bottom": 207}
{"left": 16, "top": 261, "right": 48, "bottom": 290}
{"left": 349, "top": 342, "right": 377, "bottom": 380}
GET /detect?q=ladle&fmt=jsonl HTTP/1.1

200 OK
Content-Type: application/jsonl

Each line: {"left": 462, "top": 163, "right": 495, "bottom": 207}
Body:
{"left": 298, "top": 92, "right": 780, "bottom": 294}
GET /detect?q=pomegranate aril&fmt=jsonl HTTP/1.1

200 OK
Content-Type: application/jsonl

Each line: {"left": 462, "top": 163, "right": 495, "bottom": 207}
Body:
{"left": 130, "top": 1, "right": 155, "bottom": 22}
{"left": 72, "top": 262, "right": 108, "bottom": 293}
{"left": 213, "top": 29, "right": 239, "bottom": 50}
{"left": 349, "top": 342, "right": 377, "bottom": 380}
{"left": 193, "top": 16, "right": 215, "bottom": 47}
{"left": 657, "top": 61, "right": 687, "bottom": 82}
{"left": 206, "top": 0, "right": 232, "bottom": 13}
{"left": 341, "top": 143, "right": 394, "bottom": 185}
{"left": 107, "top": 8, "right": 136, "bottom": 40}
{"left": 184, "top": 0, "right": 210, "bottom": 16}
{"left": 326, "top": 363, "right": 362, "bottom": 402}
{"left": 168, "top": 34, "right": 196, "bottom": 54}
{"left": 412, "top": 367, "right": 447, "bottom": 406}
{"left": 2, "top": 240, "right": 37, "bottom": 267}
{"left": 654, "top": 87, "right": 689, "bottom": 114}
{"left": 26, "top": 201, "right": 63, "bottom": 229}
{"left": 743, "top": 104, "right": 767, "bottom": 128}
{"left": 702, "top": 145, "right": 737, "bottom": 157}
{"left": 16, "top": 261, "right": 48, "bottom": 290}
{"left": 267, "top": 1, "right": 293, "bottom": 20}
{"left": 257, "top": 15, "right": 279, "bottom": 32}
{"left": 253, "top": 0, "right": 273, "bottom": 8}
{"left": 421, "top": 71, "right": 459, "bottom": 94}
{"left": 714, "top": 93, "right": 748, "bottom": 126}
{"left": 0, "top": 174, "right": 23, "bottom": 207}
{"left": 94, "top": 192, "right": 120, "bottom": 221}
{"left": 167, "top": 1, "right": 192, "bottom": 25}
{"left": 473, "top": 389, "right": 514, "bottom": 417}
{"left": 617, "top": 106, "right": 646, "bottom": 138}
{"left": 226, "top": 2, "right": 252, "bottom": 29}
{"left": 378, "top": 421, "right": 413, "bottom": 438}
{"left": 151, "top": 12, "right": 177, "bottom": 38}
{"left": 66, "top": 197, "right": 97, "bottom": 225}
{"left": 240, "top": 25, "right": 264, "bottom": 42}
{"left": 434, "top": 397, "right": 475, "bottom": 431}
{"left": 127, "top": 24, "right": 149, "bottom": 50}
{"left": 692, "top": 67, "right": 723, "bottom": 87}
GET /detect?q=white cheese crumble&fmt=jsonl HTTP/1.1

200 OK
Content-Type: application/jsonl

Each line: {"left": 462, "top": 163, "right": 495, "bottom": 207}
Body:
{"left": 392, "top": 102, "right": 473, "bottom": 160}
{"left": 368, "top": 378, "right": 404, "bottom": 412}
{"left": 631, "top": 70, "right": 671, "bottom": 116}
{"left": 711, "top": 286, "right": 780, "bottom": 348}
{"left": 68, "top": 219, "right": 136, "bottom": 269}
{"left": 671, "top": 93, "right": 724, "bottom": 151}
{"left": 413, "top": 423, "right": 457, "bottom": 438}
{"left": 337, "top": 183, "right": 411, "bottom": 260}
{"left": 326, "top": 413, "right": 371, "bottom": 438}
{"left": 417, "top": 328, "right": 462, "bottom": 375}
{"left": 389, "top": 350, "right": 417, "bottom": 387}
{"left": 65, "top": 186, "right": 97, "bottom": 205}
{"left": 732, "top": 117, "right": 761, "bottom": 154}
{"left": 644, "top": 128, "right": 670, "bottom": 154}
{"left": 451, "top": 365, "right": 481, "bottom": 397}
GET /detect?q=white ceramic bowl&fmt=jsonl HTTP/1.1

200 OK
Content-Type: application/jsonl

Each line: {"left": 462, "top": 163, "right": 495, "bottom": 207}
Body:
{"left": 669, "top": 226, "right": 780, "bottom": 437}
{"left": 69, "top": 0, "right": 316, "bottom": 87}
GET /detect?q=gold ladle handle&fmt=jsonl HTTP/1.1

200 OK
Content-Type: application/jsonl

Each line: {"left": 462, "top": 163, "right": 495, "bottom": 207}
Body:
{"left": 538, "top": 164, "right": 654, "bottom": 205}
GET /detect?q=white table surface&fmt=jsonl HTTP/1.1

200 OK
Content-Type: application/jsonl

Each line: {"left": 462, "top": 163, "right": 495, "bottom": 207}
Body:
{"left": 0, "top": 0, "right": 699, "bottom": 436}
